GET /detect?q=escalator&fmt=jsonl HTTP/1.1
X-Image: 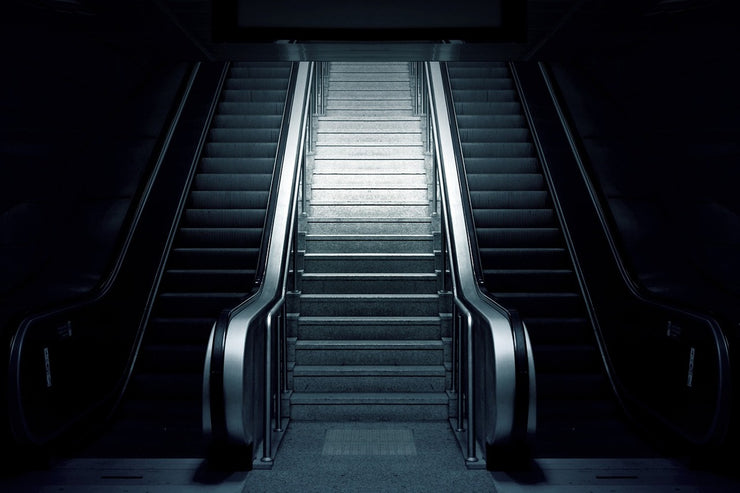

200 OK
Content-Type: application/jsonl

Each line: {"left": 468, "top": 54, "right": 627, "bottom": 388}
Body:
{"left": 447, "top": 62, "right": 659, "bottom": 457}
{"left": 80, "top": 62, "right": 293, "bottom": 457}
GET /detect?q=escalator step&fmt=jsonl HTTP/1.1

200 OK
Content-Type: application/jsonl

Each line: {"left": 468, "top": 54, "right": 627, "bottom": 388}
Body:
{"left": 220, "top": 89, "right": 288, "bottom": 103}
{"left": 182, "top": 208, "right": 267, "bottom": 228}
{"left": 457, "top": 127, "right": 531, "bottom": 142}
{"left": 154, "top": 292, "right": 247, "bottom": 317}
{"left": 482, "top": 268, "right": 576, "bottom": 292}
{"left": 162, "top": 269, "right": 257, "bottom": 292}
{"left": 175, "top": 227, "right": 264, "bottom": 247}
{"left": 461, "top": 142, "right": 535, "bottom": 157}
{"left": 208, "top": 127, "right": 281, "bottom": 142}
{"left": 204, "top": 142, "right": 277, "bottom": 158}
{"left": 454, "top": 101, "right": 521, "bottom": 115}
{"left": 188, "top": 190, "right": 270, "bottom": 208}
{"left": 137, "top": 345, "right": 208, "bottom": 374}
{"left": 491, "top": 291, "right": 583, "bottom": 317}
{"left": 522, "top": 317, "right": 593, "bottom": 345}
{"left": 455, "top": 114, "right": 526, "bottom": 128}
{"left": 217, "top": 102, "right": 286, "bottom": 117}
{"left": 473, "top": 208, "right": 556, "bottom": 228}
{"left": 145, "top": 317, "right": 216, "bottom": 344}
{"left": 476, "top": 227, "right": 562, "bottom": 247}
{"left": 449, "top": 78, "right": 513, "bottom": 90}
{"left": 469, "top": 190, "right": 549, "bottom": 209}
{"left": 224, "top": 78, "right": 290, "bottom": 91}
{"left": 446, "top": 66, "right": 509, "bottom": 78}
{"left": 169, "top": 247, "right": 260, "bottom": 269}
{"left": 212, "top": 114, "right": 283, "bottom": 129}
{"left": 463, "top": 157, "right": 540, "bottom": 173}
{"left": 193, "top": 173, "right": 275, "bottom": 191}
{"left": 228, "top": 66, "right": 292, "bottom": 78}
{"left": 199, "top": 157, "right": 276, "bottom": 174}
{"left": 466, "top": 173, "right": 545, "bottom": 191}
{"left": 531, "top": 344, "right": 602, "bottom": 374}
{"left": 449, "top": 89, "right": 517, "bottom": 102}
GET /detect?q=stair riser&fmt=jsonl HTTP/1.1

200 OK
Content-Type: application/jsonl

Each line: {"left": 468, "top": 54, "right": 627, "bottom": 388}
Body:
{"left": 310, "top": 205, "right": 429, "bottom": 218}
{"left": 290, "top": 403, "right": 448, "bottom": 421}
{"left": 318, "top": 121, "right": 421, "bottom": 132}
{"left": 300, "top": 277, "right": 437, "bottom": 294}
{"left": 316, "top": 134, "right": 422, "bottom": 145}
{"left": 313, "top": 147, "right": 425, "bottom": 160}
{"left": 312, "top": 160, "right": 425, "bottom": 175}
{"left": 327, "top": 82, "right": 411, "bottom": 91}
{"left": 305, "top": 237, "right": 433, "bottom": 254}
{"left": 307, "top": 221, "right": 431, "bottom": 235}
{"left": 292, "top": 375, "right": 446, "bottom": 393}
{"left": 295, "top": 348, "right": 444, "bottom": 366}
{"left": 303, "top": 257, "right": 435, "bottom": 273}
{"left": 297, "top": 322, "right": 441, "bottom": 341}
{"left": 299, "top": 298, "right": 439, "bottom": 317}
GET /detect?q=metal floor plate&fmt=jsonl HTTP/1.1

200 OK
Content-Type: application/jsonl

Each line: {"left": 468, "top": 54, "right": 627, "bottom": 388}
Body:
{"left": 321, "top": 427, "right": 417, "bottom": 456}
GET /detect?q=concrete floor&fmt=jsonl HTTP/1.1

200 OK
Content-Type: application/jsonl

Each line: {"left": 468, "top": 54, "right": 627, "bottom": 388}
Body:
{"left": 3, "top": 420, "right": 739, "bottom": 492}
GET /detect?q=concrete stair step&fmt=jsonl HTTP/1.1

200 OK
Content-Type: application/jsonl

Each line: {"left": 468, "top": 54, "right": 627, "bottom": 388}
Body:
{"left": 292, "top": 365, "right": 446, "bottom": 392}
{"left": 310, "top": 188, "right": 428, "bottom": 202}
{"left": 299, "top": 294, "right": 439, "bottom": 317}
{"left": 289, "top": 392, "right": 449, "bottom": 420}
{"left": 327, "top": 81, "right": 412, "bottom": 91}
{"left": 326, "top": 100, "right": 413, "bottom": 111}
{"left": 295, "top": 340, "right": 444, "bottom": 365}
{"left": 318, "top": 120, "right": 421, "bottom": 132}
{"left": 317, "top": 115, "right": 420, "bottom": 122}
{"left": 301, "top": 273, "right": 437, "bottom": 294}
{"left": 328, "top": 73, "right": 411, "bottom": 82}
{"left": 305, "top": 234, "right": 434, "bottom": 253}
{"left": 325, "top": 109, "right": 416, "bottom": 118}
{"left": 297, "top": 316, "right": 442, "bottom": 340}
{"left": 316, "top": 133, "right": 423, "bottom": 146}
{"left": 311, "top": 173, "right": 427, "bottom": 187}
{"left": 312, "top": 160, "right": 425, "bottom": 175}
{"left": 309, "top": 204, "right": 429, "bottom": 218}
{"left": 303, "top": 253, "right": 435, "bottom": 273}
{"left": 307, "top": 217, "right": 432, "bottom": 234}
{"left": 314, "top": 146, "right": 424, "bottom": 160}
{"left": 328, "top": 90, "right": 413, "bottom": 100}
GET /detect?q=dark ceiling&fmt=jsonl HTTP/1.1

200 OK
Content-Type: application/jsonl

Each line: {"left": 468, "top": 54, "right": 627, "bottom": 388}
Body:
{"left": 6, "top": 0, "right": 732, "bottom": 61}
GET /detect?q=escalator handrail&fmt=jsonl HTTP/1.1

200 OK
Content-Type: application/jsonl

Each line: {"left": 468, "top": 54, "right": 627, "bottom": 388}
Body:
{"left": 438, "top": 63, "right": 487, "bottom": 288}
{"left": 426, "top": 61, "right": 536, "bottom": 456}
{"left": 7, "top": 62, "right": 218, "bottom": 447}
{"left": 511, "top": 60, "right": 731, "bottom": 446}
{"left": 253, "top": 62, "right": 298, "bottom": 288}
{"left": 205, "top": 62, "right": 313, "bottom": 450}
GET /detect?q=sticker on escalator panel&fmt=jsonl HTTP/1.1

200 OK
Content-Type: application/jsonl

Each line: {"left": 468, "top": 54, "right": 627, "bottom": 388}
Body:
{"left": 44, "top": 347, "right": 52, "bottom": 388}
{"left": 687, "top": 346, "right": 695, "bottom": 388}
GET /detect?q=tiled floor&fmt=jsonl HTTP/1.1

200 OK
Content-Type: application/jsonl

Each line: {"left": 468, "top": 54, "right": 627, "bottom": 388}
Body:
{"left": 2, "top": 421, "right": 739, "bottom": 492}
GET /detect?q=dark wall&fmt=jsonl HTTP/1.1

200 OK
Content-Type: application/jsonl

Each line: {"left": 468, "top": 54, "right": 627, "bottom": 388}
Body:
{"left": 538, "top": 1, "right": 740, "bottom": 328}
{"left": 0, "top": 3, "right": 191, "bottom": 334}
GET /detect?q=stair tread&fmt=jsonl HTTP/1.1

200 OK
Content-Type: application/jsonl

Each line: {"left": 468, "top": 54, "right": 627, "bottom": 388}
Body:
{"left": 290, "top": 392, "right": 449, "bottom": 403}
{"left": 293, "top": 365, "right": 446, "bottom": 375}
{"left": 295, "top": 340, "right": 444, "bottom": 349}
{"left": 298, "top": 316, "right": 442, "bottom": 324}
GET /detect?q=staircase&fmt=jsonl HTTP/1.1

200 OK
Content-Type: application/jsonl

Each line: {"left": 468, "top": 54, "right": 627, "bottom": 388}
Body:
{"left": 447, "top": 62, "right": 641, "bottom": 456}
{"left": 288, "top": 62, "right": 451, "bottom": 421}
{"left": 85, "top": 62, "right": 293, "bottom": 456}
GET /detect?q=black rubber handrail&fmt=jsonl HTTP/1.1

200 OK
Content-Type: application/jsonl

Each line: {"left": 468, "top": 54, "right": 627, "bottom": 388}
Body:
{"left": 510, "top": 60, "right": 732, "bottom": 448}
{"left": 439, "top": 63, "right": 487, "bottom": 288}
{"left": 7, "top": 62, "right": 230, "bottom": 449}
{"left": 439, "top": 61, "right": 533, "bottom": 461}
{"left": 207, "top": 61, "right": 305, "bottom": 457}
{"left": 427, "top": 62, "right": 534, "bottom": 467}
